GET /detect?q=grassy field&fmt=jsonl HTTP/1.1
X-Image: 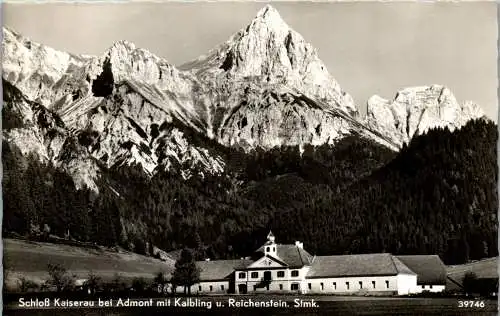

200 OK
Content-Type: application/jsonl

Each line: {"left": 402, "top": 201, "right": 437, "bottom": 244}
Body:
{"left": 3, "top": 238, "right": 175, "bottom": 290}
{"left": 4, "top": 238, "right": 498, "bottom": 315}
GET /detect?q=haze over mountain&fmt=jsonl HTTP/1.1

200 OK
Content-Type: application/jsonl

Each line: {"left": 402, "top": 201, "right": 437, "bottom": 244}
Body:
{"left": 2, "top": 5, "right": 488, "bottom": 191}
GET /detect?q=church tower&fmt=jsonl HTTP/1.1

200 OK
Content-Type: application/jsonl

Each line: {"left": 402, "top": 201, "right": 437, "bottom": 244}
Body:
{"left": 264, "top": 231, "right": 277, "bottom": 257}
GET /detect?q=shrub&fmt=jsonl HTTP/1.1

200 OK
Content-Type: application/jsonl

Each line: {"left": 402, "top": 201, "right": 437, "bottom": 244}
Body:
{"left": 84, "top": 271, "right": 102, "bottom": 295}
{"left": 105, "top": 273, "right": 128, "bottom": 293}
{"left": 17, "top": 276, "right": 39, "bottom": 292}
{"left": 45, "top": 263, "right": 75, "bottom": 292}
{"left": 131, "top": 277, "right": 148, "bottom": 293}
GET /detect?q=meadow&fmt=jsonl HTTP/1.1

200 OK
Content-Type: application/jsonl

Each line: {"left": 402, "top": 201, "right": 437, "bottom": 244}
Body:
{"left": 3, "top": 238, "right": 174, "bottom": 290}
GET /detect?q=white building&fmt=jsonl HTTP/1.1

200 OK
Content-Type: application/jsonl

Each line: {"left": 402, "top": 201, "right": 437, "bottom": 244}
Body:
{"left": 169, "top": 232, "right": 446, "bottom": 295}
{"left": 396, "top": 255, "right": 447, "bottom": 293}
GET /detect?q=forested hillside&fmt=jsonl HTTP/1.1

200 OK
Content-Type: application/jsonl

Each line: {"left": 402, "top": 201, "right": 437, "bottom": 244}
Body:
{"left": 3, "top": 118, "right": 497, "bottom": 265}
{"left": 270, "top": 119, "right": 498, "bottom": 264}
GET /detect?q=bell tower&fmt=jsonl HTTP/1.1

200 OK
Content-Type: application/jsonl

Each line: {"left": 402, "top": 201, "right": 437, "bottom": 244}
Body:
{"left": 264, "top": 231, "right": 277, "bottom": 257}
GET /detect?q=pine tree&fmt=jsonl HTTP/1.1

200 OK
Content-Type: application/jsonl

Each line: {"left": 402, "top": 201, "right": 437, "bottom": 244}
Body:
{"left": 171, "top": 249, "right": 200, "bottom": 295}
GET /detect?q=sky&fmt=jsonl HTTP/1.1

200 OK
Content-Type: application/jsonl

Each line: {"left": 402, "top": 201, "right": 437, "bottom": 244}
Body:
{"left": 3, "top": 1, "right": 498, "bottom": 120}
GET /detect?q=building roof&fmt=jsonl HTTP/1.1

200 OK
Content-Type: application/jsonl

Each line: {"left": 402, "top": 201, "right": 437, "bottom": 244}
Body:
{"left": 392, "top": 256, "right": 418, "bottom": 275}
{"left": 446, "top": 257, "right": 499, "bottom": 291}
{"left": 396, "top": 255, "right": 447, "bottom": 285}
{"left": 447, "top": 257, "right": 498, "bottom": 279}
{"left": 306, "top": 253, "right": 416, "bottom": 278}
{"left": 196, "top": 259, "right": 253, "bottom": 281}
{"left": 255, "top": 244, "right": 314, "bottom": 267}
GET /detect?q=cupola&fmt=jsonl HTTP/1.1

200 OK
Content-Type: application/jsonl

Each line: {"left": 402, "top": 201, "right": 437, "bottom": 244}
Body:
{"left": 264, "top": 231, "right": 277, "bottom": 257}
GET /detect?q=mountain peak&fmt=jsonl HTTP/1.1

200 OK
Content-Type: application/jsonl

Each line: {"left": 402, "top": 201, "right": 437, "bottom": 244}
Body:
{"left": 246, "top": 5, "right": 291, "bottom": 38}
{"left": 108, "top": 39, "right": 137, "bottom": 53}
{"left": 3, "top": 26, "right": 16, "bottom": 38}
{"left": 365, "top": 84, "right": 486, "bottom": 147}
{"left": 179, "top": 4, "right": 358, "bottom": 117}
{"left": 253, "top": 5, "right": 287, "bottom": 26}
{"left": 257, "top": 4, "right": 279, "bottom": 17}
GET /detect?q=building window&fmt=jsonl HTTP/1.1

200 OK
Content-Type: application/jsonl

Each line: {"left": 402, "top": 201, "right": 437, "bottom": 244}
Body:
{"left": 359, "top": 281, "right": 363, "bottom": 289}
{"left": 372, "top": 281, "right": 376, "bottom": 289}
{"left": 273, "top": 247, "right": 275, "bottom": 252}
{"left": 279, "top": 284, "right": 283, "bottom": 290}
{"left": 238, "top": 272, "right": 246, "bottom": 279}
{"left": 277, "top": 271, "right": 285, "bottom": 278}
{"left": 346, "top": 282, "right": 350, "bottom": 290}
{"left": 320, "top": 283, "right": 324, "bottom": 291}
{"left": 291, "top": 283, "right": 299, "bottom": 291}
{"left": 251, "top": 272, "right": 258, "bottom": 278}
{"left": 333, "top": 282, "right": 337, "bottom": 290}
{"left": 198, "top": 286, "right": 202, "bottom": 291}
{"left": 209, "top": 285, "right": 213, "bottom": 292}
{"left": 221, "top": 285, "right": 224, "bottom": 291}
{"left": 385, "top": 281, "right": 389, "bottom": 289}
{"left": 308, "top": 283, "right": 312, "bottom": 290}
{"left": 291, "top": 270, "right": 299, "bottom": 277}
{"left": 266, "top": 247, "right": 270, "bottom": 252}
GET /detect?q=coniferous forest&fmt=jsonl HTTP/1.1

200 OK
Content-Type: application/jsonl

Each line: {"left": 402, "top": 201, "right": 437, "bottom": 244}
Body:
{"left": 2, "top": 119, "right": 498, "bottom": 265}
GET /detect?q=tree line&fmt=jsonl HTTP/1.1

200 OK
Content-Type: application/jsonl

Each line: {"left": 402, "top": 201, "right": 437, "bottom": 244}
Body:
{"left": 2, "top": 119, "right": 497, "bottom": 265}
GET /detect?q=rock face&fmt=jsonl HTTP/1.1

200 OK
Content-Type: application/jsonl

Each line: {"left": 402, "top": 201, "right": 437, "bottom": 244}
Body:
{"left": 215, "top": 84, "right": 353, "bottom": 149}
{"left": 365, "top": 85, "right": 486, "bottom": 147}
{"left": 2, "top": 28, "right": 224, "bottom": 191}
{"left": 2, "top": 80, "right": 101, "bottom": 191}
{"left": 2, "top": 5, "right": 487, "bottom": 191}
{"left": 180, "top": 5, "right": 361, "bottom": 150}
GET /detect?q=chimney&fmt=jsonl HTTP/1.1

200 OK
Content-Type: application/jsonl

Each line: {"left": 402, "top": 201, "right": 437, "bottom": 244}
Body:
{"left": 295, "top": 241, "right": 303, "bottom": 249}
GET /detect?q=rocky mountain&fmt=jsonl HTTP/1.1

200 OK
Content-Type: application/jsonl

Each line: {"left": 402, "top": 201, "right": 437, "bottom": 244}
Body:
{"left": 179, "top": 5, "right": 368, "bottom": 150}
{"left": 2, "top": 5, "right": 487, "bottom": 191}
{"left": 365, "top": 85, "right": 486, "bottom": 147}
{"left": 3, "top": 80, "right": 101, "bottom": 191}
{"left": 2, "top": 5, "right": 496, "bottom": 265}
{"left": 2, "top": 27, "right": 224, "bottom": 190}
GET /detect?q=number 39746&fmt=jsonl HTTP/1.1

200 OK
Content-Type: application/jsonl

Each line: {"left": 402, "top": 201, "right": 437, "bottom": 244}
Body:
{"left": 458, "top": 300, "right": 485, "bottom": 308}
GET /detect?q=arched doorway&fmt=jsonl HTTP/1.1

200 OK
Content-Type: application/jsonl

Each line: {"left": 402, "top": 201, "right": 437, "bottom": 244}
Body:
{"left": 238, "top": 284, "right": 247, "bottom": 294}
{"left": 264, "top": 271, "right": 272, "bottom": 290}
{"left": 264, "top": 271, "right": 272, "bottom": 281}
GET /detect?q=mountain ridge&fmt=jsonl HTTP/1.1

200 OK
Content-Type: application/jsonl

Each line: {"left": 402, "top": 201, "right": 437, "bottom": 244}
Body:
{"left": 365, "top": 84, "right": 486, "bottom": 147}
{"left": 1, "top": 5, "right": 488, "bottom": 191}
{"left": 2, "top": 6, "right": 497, "bottom": 266}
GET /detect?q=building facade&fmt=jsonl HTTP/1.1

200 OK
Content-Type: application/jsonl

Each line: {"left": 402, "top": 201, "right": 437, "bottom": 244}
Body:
{"left": 168, "top": 232, "right": 446, "bottom": 296}
{"left": 396, "top": 255, "right": 447, "bottom": 293}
